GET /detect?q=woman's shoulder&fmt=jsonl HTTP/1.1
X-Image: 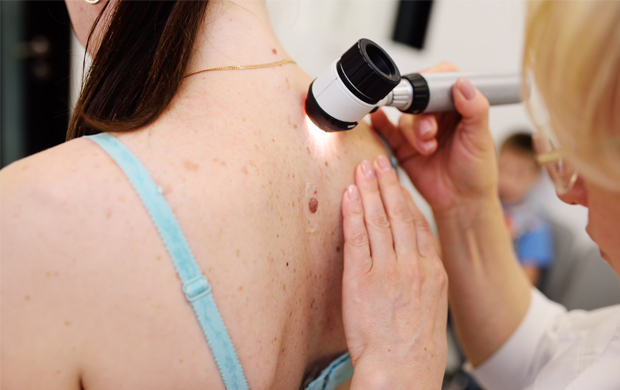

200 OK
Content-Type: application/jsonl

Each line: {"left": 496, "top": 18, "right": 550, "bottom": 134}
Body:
{"left": 3, "top": 136, "right": 106, "bottom": 192}
{"left": 2, "top": 136, "right": 119, "bottom": 208}
{"left": 1, "top": 136, "right": 133, "bottom": 257}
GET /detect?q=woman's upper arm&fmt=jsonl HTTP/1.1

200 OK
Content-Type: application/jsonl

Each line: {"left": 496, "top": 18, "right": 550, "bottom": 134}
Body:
{"left": 1, "top": 163, "right": 83, "bottom": 390}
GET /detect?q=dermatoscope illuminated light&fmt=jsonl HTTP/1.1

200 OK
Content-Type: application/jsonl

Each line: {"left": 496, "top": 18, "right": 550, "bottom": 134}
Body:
{"left": 305, "top": 38, "right": 523, "bottom": 132}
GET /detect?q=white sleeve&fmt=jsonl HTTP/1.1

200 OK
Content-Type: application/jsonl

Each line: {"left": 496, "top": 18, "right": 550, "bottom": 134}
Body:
{"left": 467, "top": 288, "right": 566, "bottom": 390}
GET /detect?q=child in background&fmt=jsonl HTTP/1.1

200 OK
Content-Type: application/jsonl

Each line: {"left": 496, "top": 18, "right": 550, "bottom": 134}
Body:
{"left": 498, "top": 132, "right": 554, "bottom": 288}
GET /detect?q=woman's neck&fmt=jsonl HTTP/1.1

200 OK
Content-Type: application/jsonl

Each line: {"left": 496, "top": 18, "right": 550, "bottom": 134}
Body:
{"left": 185, "top": 0, "right": 291, "bottom": 75}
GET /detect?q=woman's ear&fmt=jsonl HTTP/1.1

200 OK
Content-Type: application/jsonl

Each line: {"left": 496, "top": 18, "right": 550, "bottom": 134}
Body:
{"left": 65, "top": 0, "right": 113, "bottom": 54}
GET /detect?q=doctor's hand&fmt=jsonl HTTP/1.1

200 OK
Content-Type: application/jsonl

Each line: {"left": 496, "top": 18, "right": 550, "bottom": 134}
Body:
{"left": 370, "top": 62, "right": 497, "bottom": 215}
{"left": 342, "top": 157, "right": 448, "bottom": 390}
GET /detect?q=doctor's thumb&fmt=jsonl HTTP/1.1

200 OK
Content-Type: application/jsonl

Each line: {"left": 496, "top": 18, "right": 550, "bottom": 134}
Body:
{"left": 453, "top": 77, "right": 490, "bottom": 130}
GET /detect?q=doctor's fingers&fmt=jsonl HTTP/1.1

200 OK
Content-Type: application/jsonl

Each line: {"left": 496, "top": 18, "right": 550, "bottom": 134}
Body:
{"left": 401, "top": 183, "right": 449, "bottom": 324}
{"left": 372, "top": 156, "right": 418, "bottom": 258}
{"left": 400, "top": 185, "right": 437, "bottom": 259}
{"left": 341, "top": 185, "right": 373, "bottom": 276}
{"left": 355, "top": 161, "right": 396, "bottom": 269}
{"left": 398, "top": 114, "right": 439, "bottom": 157}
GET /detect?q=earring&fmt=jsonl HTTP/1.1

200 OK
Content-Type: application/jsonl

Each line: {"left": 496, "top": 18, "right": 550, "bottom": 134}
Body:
{"left": 84, "top": 0, "right": 101, "bottom": 4}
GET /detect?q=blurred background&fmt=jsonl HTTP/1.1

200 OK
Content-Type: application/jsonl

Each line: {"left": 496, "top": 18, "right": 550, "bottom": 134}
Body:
{"left": 2, "top": 1, "right": 619, "bottom": 388}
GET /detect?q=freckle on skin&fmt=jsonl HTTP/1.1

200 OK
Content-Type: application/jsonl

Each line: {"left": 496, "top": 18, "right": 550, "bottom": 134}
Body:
{"left": 183, "top": 160, "right": 200, "bottom": 172}
{"left": 336, "top": 246, "right": 341, "bottom": 252}
{"left": 65, "top": 321, "right": 71, "bottom": 326}
{"left": 309, "top": 198, "right": 319, "bottom": 213}
{"left": 25, "top": 295, "right": 30, "bottom": 301}
{"left": 272, "top": 48, "right": 277, "bottom": 54}
{"left": 242, "top": 166, "right": 248, "bottom": 174}
{"left": 324, "top": 161, "right": 328, "bottom": 167}
{"left": 236, "top": 249, "right": 240, "bottom": 257}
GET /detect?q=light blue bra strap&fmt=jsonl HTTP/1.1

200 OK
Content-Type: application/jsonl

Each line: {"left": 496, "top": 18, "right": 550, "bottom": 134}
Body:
{"left": 304, "top": 352, "right": 353, "bottom": 390}
{"left": 87, "top": 133, "right": 249, "bottom": 390}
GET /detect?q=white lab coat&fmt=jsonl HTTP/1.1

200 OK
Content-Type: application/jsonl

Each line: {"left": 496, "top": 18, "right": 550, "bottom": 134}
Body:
{"left": 470, "top": 288, "right": 620, "bottom": 389}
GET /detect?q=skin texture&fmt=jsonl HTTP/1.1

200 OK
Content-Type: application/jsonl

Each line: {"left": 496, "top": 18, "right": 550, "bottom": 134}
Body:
{"left": 65, "top": 0, "right": 111, "bottom": 52}
{"left": 341, "top": 158, "right": 448, "bottom": 390}
{"left": 1, "top": 1, "right": 386, "bottom": 389}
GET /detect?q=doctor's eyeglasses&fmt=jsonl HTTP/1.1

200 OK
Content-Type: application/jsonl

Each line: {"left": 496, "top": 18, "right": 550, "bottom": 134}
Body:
{"left": 527, "top": 74, "right": 578, "bottom": 195}
{"left": 533, "top": 130, "right": 578, "bottom": 195}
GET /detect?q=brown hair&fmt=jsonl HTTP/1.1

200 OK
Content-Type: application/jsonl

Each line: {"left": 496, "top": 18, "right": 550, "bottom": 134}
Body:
{"left": 501, "top": 132, "right": 539, "bottom": 168}
{"left": 501, "top": 132, "right": 534, "bottom": 155}
{"left": 67, "top": 1, "right": 209, "bottom": 140}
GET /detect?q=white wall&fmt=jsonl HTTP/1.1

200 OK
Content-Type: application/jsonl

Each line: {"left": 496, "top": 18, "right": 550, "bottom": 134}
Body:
{"left": 267, "top": 0, "right": 593, "bottom": 249}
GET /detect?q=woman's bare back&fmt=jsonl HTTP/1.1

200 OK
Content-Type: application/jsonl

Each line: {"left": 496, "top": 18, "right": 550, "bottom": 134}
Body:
{"left": 1, "top": 60, "right": 387, "bottom": 389}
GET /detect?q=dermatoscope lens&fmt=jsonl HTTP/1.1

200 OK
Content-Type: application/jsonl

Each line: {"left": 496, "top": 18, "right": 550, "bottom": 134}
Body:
{"left": 338, "top": 39, "right": 401, "bottom": 104}
{"left": 305, "top": 38, "right": 401, "bottom": 132}
{"left": 365, "top": 45, "right": 397, "bottom": 77}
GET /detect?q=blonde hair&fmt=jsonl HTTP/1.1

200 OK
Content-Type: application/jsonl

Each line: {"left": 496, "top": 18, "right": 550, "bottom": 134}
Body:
{"left": 523, "top": 0, "right": 620, "bottom": 189}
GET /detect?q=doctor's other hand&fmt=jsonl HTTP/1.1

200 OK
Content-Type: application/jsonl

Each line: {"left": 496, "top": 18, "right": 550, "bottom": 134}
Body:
{"left": 370, "top": 62, "right": 496, "bottom": 215}
{"left": 342, "top": 157, "right": 448, "bottom": 390}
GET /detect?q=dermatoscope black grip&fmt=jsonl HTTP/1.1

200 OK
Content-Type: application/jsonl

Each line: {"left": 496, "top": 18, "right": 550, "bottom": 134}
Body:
{"left": 400, "top": 73, "right": 430, "bottom": 114}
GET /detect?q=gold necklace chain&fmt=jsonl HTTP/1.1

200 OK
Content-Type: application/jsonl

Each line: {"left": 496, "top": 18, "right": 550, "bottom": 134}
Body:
{"left": 183, "top": 59, "right": 296, "bottom": 79}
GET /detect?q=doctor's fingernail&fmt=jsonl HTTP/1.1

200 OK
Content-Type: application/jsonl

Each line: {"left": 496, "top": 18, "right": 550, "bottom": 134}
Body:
{"left": 361, "top": 160, "right": 374, "bottom": 178}
{"left": 458, "top": 77, "right": 475, "bottom": 100}
{"left": 347, "top": 185, "right": 359, "bottom": 200}
{"left": 377, "top": 155, "right": 392, "bottom": 171}
{"left": 418, "top": 119, "right": 432, "bottom": 137}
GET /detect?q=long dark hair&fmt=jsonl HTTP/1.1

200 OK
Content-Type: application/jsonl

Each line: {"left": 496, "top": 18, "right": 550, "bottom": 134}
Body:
{"left": 67, "top": 1, "right": 209, "bottom": 140}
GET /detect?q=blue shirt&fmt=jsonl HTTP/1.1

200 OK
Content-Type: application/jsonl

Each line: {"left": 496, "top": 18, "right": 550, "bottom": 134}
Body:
{"left": 503, "top": 200, "right": 554, "bottom": 268}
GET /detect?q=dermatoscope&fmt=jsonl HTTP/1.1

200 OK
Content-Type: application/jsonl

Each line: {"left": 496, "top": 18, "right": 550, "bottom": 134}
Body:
{"left": 305, "top": 38, "right": 523, "bottom": 132}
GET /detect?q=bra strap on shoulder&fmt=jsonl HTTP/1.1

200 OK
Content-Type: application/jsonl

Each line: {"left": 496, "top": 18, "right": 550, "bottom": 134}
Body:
{"left": 86, "top": 133, "right": 249, "bottom": 390}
